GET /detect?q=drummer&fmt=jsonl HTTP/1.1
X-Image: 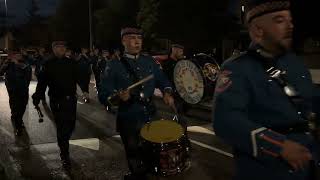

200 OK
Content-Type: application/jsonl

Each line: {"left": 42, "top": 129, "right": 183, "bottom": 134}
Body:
{"left": 98, "top": 26, "right": 175, "bottom": 180}
{"left": 162, "top": 43, "right": 185, "bottom": 84}
{"left": 162, "top": 44, "right": 188, "bottom": 119}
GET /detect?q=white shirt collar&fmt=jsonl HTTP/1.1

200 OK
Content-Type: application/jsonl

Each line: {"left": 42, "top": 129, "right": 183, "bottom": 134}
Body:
{"left": 124, "top": 53, "right": 140, "bottom": 60}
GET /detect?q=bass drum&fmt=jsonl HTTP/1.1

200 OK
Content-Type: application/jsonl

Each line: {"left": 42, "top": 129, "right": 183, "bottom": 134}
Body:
{"left": 173, "top": 53, "right": 220, "bottom": 104}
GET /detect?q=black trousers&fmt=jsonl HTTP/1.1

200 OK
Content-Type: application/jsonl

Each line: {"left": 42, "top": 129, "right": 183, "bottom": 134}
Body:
{"left": 7, "top": 90, "right": 29, "bottom": 129}
{"left": 93, "top": 71, "right": 100, "bottom": 89}
{"left": 172, "top": 93, "right": 188, "bottom": 129}
{"left": 49, "top": 96, "right": 77, "bottom": 155}
{"left": 118, "top": 119, "right": 148, "bottom": 177}
{"left": 117, "top": 104, "right": 155, "bottom": 177}
{"left": 35, "top": 75, "right": 46, "bottom": 100}
{"left": 80, "top": 74, "right": 91, "bottom": 93}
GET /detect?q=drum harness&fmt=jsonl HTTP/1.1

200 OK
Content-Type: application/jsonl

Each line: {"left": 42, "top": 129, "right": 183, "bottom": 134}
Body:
{"left": 249, "top": 48, "right": 317, "bottom": 134}
{"left": 118, "top": 56, "right": 156, "bottom": 118}
{"left": 119, "top": 56, "right": 183, "bottom": 122}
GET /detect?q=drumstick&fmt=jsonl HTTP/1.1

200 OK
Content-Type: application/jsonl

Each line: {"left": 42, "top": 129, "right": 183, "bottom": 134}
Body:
{"left": 172, "top": 105, "right": 179, "bottom": 122}
{"left": 107, "top": 74, "right": 154, "bottom": 106}
{"left": 126, "top": 74, "right": 154, "bottom": 90}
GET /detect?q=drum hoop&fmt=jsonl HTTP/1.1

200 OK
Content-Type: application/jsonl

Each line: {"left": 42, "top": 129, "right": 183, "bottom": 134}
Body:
{"left": 141, "top": 136, "right": 185, "bottom": 147}
{"left": 194, "top": 53, "right": 220, "bottom": 68}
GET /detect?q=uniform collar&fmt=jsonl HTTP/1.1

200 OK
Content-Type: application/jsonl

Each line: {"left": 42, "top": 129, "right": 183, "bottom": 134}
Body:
{"left": 249, "top": 42, "right": 289, "bottom": 59}
{"left": 124, "top": 53, "right": 140, "bottom": 60}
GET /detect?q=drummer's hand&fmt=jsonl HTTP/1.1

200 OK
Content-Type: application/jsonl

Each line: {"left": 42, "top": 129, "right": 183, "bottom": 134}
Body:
{"left": 280, "top": 140, "right": 312, "bottom": 171}
{"left": 163, "top": 93, "right": 175, "bottom": 108}
{"left": 119, "top": 89, "right": 130, "bottom": 102}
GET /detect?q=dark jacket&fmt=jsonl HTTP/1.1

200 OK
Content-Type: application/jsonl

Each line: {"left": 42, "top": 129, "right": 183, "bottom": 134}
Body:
{"left": 0, "top": 61, "right": 32, "bottom": 94}
{"left": 98, "top": 54, "right": 172, "bottom": 123}
{"left": 33, "top": 55, "right": 85, "bottom": 99}
{"left": 213, "top": 47, "right": 319, "bottom": 180}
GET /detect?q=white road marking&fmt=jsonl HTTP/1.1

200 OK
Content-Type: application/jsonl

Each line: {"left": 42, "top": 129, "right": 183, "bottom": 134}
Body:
{"left": 187, "top": 126, "right": 215, "bottom": 135}
{"left": 112, "top": 133, "right": 233, "bottom": 158}
{"left": 112, "top": 135, "right": 121, "bottom": 138}
{"left": 69, "top": 138, "right": 99, "bottom": 151}
{"left": 189, "top": 139, "right": 233, "bottom": 158}
{"left": 77, "top": 101, "right": 84, "bottom": 105}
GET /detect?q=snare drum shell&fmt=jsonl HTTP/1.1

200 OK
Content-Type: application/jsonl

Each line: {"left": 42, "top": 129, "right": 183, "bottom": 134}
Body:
{"left": 140, "top": 120, "right": 191, "bottom": 176}
{"left": 141, "top": 133, "right": 190, "bottom": 176}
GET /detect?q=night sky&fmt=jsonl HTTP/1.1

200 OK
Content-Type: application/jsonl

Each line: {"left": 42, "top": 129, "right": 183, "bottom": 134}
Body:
{"left": 0, "top": 0, "right": 58, "bottom": 25}
{"left": 0, "top": 0, "right": 318, "bottom": 39}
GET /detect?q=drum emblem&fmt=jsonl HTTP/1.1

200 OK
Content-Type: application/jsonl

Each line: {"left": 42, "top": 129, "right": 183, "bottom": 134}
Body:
{"left": 174, "top": 60, "right": 204, "bottom": 104}
{"left": 203, "top": 63, "right": 219, "bottom": 82}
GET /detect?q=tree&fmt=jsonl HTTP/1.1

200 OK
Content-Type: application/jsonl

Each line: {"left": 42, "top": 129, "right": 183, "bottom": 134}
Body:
{"left": 137, "top": 0, "right": 159, "bottom": 38}
{"left": 49, "top": 0, "right": 106, "bottom": 49}
{"left": 94, "top": 0, "right": 140, "bottom": 48}
{"left": 138, "top": 0, "right": 237, "bottom": 50}
{"left": 14, "top": 0, "right": 50, "bottom": 47}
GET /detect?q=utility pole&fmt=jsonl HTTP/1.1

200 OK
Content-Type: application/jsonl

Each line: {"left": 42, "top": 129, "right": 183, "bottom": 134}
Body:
{"left": 4, "top": 0, "right": 9, "bottom": 50}
{"left": 89, "top": 0, "right": 93, "bottom": 50}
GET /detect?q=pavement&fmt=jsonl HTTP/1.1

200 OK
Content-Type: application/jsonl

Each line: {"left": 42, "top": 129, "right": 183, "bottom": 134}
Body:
{"left": 0, "top": 81, "right": 234, "bottom": 180}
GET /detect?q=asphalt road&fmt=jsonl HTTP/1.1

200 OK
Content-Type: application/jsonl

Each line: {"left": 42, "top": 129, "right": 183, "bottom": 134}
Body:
{"left": 0, "top": 81, "right": 234, "bottom": 180}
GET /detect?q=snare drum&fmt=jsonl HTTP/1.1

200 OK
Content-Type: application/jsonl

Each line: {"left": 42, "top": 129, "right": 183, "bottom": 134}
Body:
{"left": 174, "top": 53, "right": 220, "bottom": 104}
{"left": 140, "top": 119, "right": 191, "bottom": 176}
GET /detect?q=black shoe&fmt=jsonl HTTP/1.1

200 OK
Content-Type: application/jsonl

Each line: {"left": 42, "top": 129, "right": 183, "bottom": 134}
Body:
{"left": 15, "top": 128, "right": 23, "bottom": 136}
{"left": 83, "top": 98, "right": 90, "bottom": 103}
{"left": 61, "top": 154, "right": 71, "bottom": 170}
{"left": 124, "top": 173, "right": 147, "bottom": 180}
{"left": 41, "top": 100, "right": 47, "bottom": 105}
{"left": 124, "top": 173, "right": 134, "bottom": 180}
{"left": 61, "top": 158, "right": 71, "bottom": 171}
{"left": 106, "top": 107, "right": 116, "bottom": 114}
{"left": 62, "top": 161, "right": 71, "bottom": 171}
{"left": 106, "top": 106, "right": 111, "bottom": 112}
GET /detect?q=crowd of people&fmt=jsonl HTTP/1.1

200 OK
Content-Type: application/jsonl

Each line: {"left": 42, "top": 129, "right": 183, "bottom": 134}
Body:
{"left": 1, "top": 46, "right": 125, "bottom": 102}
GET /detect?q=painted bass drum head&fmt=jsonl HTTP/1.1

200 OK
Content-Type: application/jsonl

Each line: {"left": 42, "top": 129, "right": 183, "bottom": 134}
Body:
{"left": 173, "top": 60, "right": 205, "bottom": 104}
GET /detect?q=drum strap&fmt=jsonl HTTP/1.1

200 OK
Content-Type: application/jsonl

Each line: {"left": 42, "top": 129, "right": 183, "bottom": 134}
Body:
{"left": 119, "top": 56, "right": 140, "bottom": 82}
{"left": 248, "top": 48, "right": 315, "bottom": 124}
{"left": 248, "top": 46, "right": 319, "bottom": 179}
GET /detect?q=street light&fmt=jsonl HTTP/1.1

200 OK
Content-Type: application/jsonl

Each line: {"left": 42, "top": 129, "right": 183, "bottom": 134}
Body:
{"left": 4, "top": 0, "right": 9, "bottom": 50}
{"left": 89, "top": 0, "right": 93, "bottom": 50}
{"left": 241, "top": 5, "right": 245, "bottom": 24}
{"left": 4, "top": 0, "right": 8, "bottom": 17}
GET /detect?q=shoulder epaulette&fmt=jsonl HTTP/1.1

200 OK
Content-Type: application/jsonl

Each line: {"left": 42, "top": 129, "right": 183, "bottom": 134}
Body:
{"left": 222, "top": 52, "right": 248, "bottom": 66}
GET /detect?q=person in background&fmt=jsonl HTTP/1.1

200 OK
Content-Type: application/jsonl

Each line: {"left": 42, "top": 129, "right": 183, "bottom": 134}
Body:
{"left": 90, "top": 48, "right": 101, "bottom": 90}
{"left": 78, "top": 47, "right": 92, "bottom": 103}
{"left": 0, "top": 50, "right": 32, "bottom": 136}
{"left": 32, "top": 41, "right": 86, "bottom": 170}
